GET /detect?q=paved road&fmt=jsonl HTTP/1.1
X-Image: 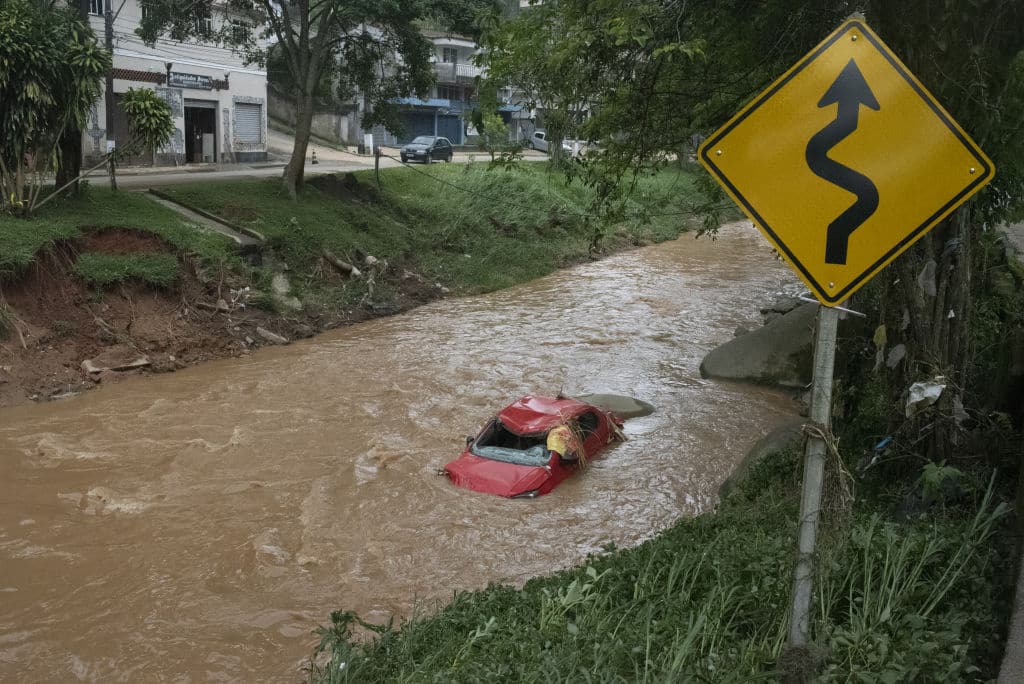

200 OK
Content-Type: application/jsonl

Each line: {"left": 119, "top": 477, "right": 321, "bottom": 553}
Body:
{"left": 84, "top": 160, "right": 369, "bottom": 189}
{"left": 85, "top": 132, "right": 547, "bottom": 189}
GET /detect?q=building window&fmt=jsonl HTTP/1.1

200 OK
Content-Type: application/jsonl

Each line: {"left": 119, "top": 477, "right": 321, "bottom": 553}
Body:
{"left": 194, "top": 14, "right": 213, "bottom": 35}
{"left": 229, "top": 19, "right": 251, "bottom": 43}
{"left": 441, "top": 47, "right": 458, "bottom": 64}
{"left": 437, "top": 85, "right": 458, "bottom": 101}
{"left": 89, "top": 0, "right": 103, "bottom": 15}
{"left": 235, "top": 103, "right": 262, "bottom": 143}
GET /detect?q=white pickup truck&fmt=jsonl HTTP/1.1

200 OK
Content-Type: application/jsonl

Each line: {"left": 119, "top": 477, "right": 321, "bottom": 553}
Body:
{"left": 528, "top": 130, "right": 551, "bottom": 152}
{"left": 529, "top": 131, "right": 592, "bottom": 157}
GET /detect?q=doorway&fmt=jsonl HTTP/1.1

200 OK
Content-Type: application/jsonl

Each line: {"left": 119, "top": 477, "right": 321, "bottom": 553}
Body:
{"left": 184, "top": 100, "right": 218, "bottom": 163}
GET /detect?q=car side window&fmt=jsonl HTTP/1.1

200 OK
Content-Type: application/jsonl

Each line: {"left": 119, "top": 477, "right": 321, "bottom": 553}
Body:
{"left": 578, "top": 412, "right": 599, "bottom": 439}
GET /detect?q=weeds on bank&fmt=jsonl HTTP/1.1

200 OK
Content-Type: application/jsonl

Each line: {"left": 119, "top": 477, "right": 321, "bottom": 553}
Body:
{"left": 310, "top": 449, "right": 1010, "bottom": 683}
{"left": 163, "top": 164, "right": 703, "bottom": 298}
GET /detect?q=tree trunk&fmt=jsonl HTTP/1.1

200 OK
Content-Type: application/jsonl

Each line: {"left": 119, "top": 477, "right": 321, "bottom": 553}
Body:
{"left": 283, "top": 93, "right": 314, "bottom": 199}
{"left": 877, "top": 206, "right": 973, "bottom": 462}
{"left": 55, "top": 129, "right": 83, "bottom": 194}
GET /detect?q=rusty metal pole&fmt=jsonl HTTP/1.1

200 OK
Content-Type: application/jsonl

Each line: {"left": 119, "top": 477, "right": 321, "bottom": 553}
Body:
{"left": 788, "top": 305, "right": 839, "bottom": 647}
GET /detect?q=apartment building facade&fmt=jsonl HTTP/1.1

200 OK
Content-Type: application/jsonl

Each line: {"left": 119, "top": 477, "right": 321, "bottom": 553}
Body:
{"left": 82, "top": 0, "right": 268, "bottom": 166}
{"left": 374, "top": 30, "right": 526, "bottom": 147}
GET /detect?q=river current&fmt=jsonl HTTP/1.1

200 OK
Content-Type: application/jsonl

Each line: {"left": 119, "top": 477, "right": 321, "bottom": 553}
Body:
{"left": 0, "top": 221, "right": 800, "bottom": 681}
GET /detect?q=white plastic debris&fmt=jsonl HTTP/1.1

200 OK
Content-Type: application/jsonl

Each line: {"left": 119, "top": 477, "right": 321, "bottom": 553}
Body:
{"left": 905, "top": 376, "right": 946, "bottom": 417}
{"left": 886, "top": 344, "right": 907, "bottom": 369}
{"left": 953, "top": 395, "right": 969, "bottom": 427}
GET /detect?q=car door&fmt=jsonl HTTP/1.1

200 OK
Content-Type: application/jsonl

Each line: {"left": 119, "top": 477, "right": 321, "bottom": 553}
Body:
{"left": 437, "top": 139, "right": 451, "bottom": 160}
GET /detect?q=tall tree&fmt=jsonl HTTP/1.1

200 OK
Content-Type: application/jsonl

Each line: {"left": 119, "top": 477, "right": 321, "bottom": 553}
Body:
{"left": 138, "top": 0, "right": 492, "bottom": 198}
{"left": 53, "top": 0, "right": 95, "bottom": 193}
{"left": 0, "top": 0, "right": 110, "bottom": 214}
{"left": 482, "top": 0, "right": 1024, "bottom": 461}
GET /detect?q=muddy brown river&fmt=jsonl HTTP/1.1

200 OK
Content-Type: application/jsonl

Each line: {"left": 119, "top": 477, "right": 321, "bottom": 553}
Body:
{"left": 0, "top": 222, "right": 801, "bottom": 682}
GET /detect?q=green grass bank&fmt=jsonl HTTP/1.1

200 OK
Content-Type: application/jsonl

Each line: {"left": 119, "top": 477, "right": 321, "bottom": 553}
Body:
{"left": 0, "top": 188, "right": 236, "bottom": 282}
{"left": 310, "top": 451, "right": 1014, "bottom": 682}
{"left": 159, "top": 162, "right": 703, "bottom": 298}
{"left": 2, "top": 163, "right": 703, "bottom": 294}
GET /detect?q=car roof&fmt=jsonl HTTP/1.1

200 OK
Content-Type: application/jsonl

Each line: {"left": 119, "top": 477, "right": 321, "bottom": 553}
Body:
{"left": 498, "top": 395, "right": 593, "bottom": 434}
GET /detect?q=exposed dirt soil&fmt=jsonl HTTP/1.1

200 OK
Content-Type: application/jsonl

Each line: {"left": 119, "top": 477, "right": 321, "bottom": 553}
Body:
{"left": 0, "top": 227, "right": 443, "bottom": 408}
{"left": 81, "top": 228, "right": 169, "bottom": 254}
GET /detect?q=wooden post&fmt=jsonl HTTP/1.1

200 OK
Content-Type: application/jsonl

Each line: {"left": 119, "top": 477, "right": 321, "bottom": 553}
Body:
{"left": 374, "top": 146, "right": 381, "bottom": 189}
{"left": 788, "top": 305, "right": 840, "bottom": 647}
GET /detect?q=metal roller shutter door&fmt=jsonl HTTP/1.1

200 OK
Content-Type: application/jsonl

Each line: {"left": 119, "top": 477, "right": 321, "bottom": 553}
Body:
{"left": 437, "top": 115, "right": 461, "bottom": 144}
{"left": 398, "top": 112, "right": 435, "bottom": 144}
{"left": 235, "top": 103, "right": 262, "bottom": 143}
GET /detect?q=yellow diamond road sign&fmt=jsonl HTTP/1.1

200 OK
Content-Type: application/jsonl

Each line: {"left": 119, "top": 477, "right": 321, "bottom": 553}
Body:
{"left": 699, "top": 19, "right": 994, "bottom": 305}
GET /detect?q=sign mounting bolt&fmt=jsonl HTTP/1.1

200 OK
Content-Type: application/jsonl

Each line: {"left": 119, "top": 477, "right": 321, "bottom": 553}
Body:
{"left": 969, "top": 167, "right": 976, "bottom": 174}
{"left": 851, "top": 34, "right": 858, "bottom": 41}
{"left": 716, "top": 149, "right": 723, "bottom": 156}
{"left": 828, "top": 281, "right": 835, "bottom": 288}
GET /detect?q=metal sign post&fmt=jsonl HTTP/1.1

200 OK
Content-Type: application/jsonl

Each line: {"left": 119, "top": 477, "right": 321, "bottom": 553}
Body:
{"left": 787, "top": 305, "right": 839, "bottom": 646}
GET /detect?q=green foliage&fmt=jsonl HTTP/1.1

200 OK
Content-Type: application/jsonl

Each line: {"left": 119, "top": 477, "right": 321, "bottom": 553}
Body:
{"left": 74, "top": 253, "right": 180, "bottom": 288}
{"left": 0, "top": 0, "right": 110, "bottom": 213}
{"left": 310, "top": 452, "right": 1010, "bottom": 682}
{"left": 482, "top": 1, "right": 1024, "bottom": 231}
{"left": 118, "top": 88, "right": 175, "bottom": 155}
{"left": 817, "top": 480, "right": 1009, "bottom": 681}
{"left": 477, "top": 112, "right": 511, "bottom": 161}
{"left": 919, "top": 461, "right": 965, "bottom": 505}
{"left": 162, "top": 164, "right": 702, "bottom": 295}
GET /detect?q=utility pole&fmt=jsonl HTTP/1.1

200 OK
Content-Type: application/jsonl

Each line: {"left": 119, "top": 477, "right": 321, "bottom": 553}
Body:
{"left": 104, "top": 0, "right": 117, "bottom": 190}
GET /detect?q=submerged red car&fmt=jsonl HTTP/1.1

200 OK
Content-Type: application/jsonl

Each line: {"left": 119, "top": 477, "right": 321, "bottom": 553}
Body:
{"left": 444, "top": 395, "right": 624, "bottom": 498}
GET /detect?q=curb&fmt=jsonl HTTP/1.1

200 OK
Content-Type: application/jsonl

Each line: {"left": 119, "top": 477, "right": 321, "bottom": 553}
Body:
{"left": 147, "top": 188, "right": 266, "bottom": 244}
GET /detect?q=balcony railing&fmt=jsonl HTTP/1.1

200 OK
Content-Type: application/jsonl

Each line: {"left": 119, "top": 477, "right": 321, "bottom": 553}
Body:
{"left": 434, "top": 62, "right": 483, "bottom": 84}
{"left": 393, "top": 97, "right": 478, "bottom": 114}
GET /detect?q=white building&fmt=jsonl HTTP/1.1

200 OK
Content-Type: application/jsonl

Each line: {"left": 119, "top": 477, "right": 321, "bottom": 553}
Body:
{"left": 83, "top": 0, "right": 268, "bottom": 166}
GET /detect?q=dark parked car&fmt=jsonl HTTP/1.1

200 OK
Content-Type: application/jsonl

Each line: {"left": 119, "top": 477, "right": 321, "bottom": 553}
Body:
{"left": 400, "top": 136, "right": 453, "bottom": 164}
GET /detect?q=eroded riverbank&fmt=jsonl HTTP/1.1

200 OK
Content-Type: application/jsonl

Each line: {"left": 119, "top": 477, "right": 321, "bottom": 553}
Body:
{"left": 0, "top": 222, "right": 801, "bottom": 681}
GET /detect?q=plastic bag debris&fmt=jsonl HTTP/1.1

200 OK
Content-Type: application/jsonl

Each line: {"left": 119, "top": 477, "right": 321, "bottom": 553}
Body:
{"left": 905, "top": 376, "right": 946, "bottom": 417}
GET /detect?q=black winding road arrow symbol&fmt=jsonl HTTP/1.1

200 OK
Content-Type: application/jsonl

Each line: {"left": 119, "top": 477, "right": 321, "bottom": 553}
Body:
{"left": 805, "top": 59, "right": 880, "bottom": 265}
